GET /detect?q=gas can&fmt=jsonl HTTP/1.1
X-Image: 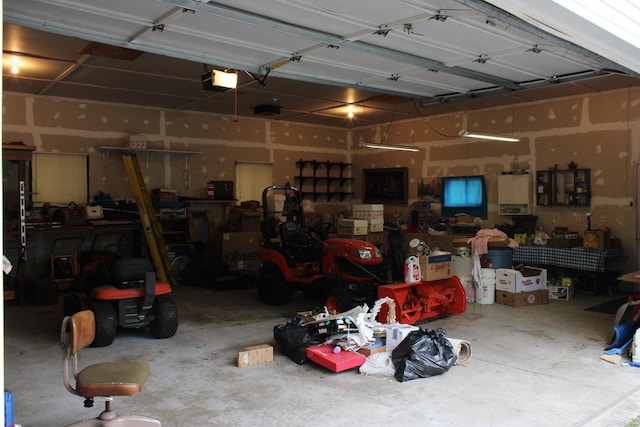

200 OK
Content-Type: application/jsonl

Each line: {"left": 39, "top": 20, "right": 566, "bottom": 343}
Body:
{"left": 404, "top": 256, "right": 421, "bottom": 283}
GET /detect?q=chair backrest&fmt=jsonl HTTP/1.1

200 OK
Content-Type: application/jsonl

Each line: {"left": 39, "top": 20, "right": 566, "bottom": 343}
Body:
{"left": 281, "top": 222, "right": 307, "bottom": 246}
{"left": 69, "top": 310, "right": 96, "bottom": 356}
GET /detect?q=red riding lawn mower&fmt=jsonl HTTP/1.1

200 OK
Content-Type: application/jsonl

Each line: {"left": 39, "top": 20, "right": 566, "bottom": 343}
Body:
{"left": 257, "top": 185, "right": 386, "bottom": 312}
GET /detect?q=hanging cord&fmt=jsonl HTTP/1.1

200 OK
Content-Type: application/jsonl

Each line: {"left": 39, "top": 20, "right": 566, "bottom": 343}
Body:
{"left": 410, "top": 99, "right": 457, "bottom": 139}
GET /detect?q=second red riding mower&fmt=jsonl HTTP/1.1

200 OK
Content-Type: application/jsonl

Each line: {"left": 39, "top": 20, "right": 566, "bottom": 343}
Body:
{"left": 257, "top": 185, "right": 386, "bottom": 312}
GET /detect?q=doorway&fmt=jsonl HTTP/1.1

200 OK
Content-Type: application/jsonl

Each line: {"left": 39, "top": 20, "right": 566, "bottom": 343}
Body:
{"left": 235, "top": 162, "right": 273, "bottom": 203}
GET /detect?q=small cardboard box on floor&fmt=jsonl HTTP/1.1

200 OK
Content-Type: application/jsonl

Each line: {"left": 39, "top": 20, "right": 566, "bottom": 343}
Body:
{"left": 496, "top": 289, "right": 548, "bottom": 307}
{"left": 548, "top": 284, "right": 575, "bottom": 300}
{"left": 237, "top": 344, "right": 273, "bottom": 367}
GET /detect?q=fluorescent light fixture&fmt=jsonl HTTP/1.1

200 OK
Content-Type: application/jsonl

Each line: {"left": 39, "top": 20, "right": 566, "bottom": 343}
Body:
{"left": 458, "top": 130, "right": 520, "bottom": 142}
{"left": 359, "top": 142, "right": 420, "bottom": 152}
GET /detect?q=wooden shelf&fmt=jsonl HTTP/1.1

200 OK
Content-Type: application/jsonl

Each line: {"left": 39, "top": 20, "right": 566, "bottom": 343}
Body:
{"left": 97, "top": 146, "right": 202, "bottom": 167}
{"left": 97, "top": 146, "right": 201, "bottom": 155}
{"left": 295, "top": 159, "right": 353, "bottom": 202}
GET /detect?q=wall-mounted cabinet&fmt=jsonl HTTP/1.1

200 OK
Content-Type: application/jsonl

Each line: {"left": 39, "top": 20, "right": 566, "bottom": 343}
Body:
{"left": 498, "top": 173, "right": 531, "bottom": 215}
{"left": 294, "top": 159, "right": 353, "bottom": 202}
{"left": 536, "top": 168, "right": 590, "bottom": 206}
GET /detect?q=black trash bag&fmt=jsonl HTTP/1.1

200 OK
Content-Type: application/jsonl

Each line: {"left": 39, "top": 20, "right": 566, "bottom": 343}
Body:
{"left": 273, "top": 316, "right": 324, "bottom": 364}
{"left": 391, "top": 327, "right": 457, "bottom": 382}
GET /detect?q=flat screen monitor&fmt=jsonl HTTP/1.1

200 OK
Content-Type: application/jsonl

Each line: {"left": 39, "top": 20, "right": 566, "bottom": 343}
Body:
{"left": 440, "top": 175, "right": 488, "bottom": 219}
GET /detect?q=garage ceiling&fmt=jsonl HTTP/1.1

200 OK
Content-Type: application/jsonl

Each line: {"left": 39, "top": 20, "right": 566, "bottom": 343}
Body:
{"left": 4, "top": 0, "right": 640, "bottom": 128}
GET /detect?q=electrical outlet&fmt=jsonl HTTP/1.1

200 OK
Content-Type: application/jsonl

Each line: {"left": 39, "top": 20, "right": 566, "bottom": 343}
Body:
{"left": 617, "top": 215, "right": 624, "bottom": 225}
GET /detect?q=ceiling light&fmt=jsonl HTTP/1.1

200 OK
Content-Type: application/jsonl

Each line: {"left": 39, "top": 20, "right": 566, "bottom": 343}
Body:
{"left": 9, "top": 58, "right": 20, "bottom": 75}
{"left": 359, "top": 142, "right": 419, "bottom": 152}
{"left": 458, "top": 130, "right": 520, "bottom": 142}
{"left": 201, "top": 70, "right": 238, "bottom": 91}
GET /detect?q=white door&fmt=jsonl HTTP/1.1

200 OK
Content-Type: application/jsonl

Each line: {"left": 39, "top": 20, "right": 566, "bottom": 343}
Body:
{"left": 235, "top": 162, "right": 273, "bottom": 203}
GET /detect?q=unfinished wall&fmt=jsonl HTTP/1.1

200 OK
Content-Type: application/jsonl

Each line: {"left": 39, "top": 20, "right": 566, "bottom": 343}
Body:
{"left": 3, "top": 87, "right": 639, "bottom": 272}
{"left": 1, "top": 92, "right": 351, "bottom": 225}
{"left": 351, "top": 87, "right": 640, "bottom": 272}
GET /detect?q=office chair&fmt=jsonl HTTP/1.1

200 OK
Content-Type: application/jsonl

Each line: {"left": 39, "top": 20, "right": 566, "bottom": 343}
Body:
{"left": 61, "top": 310, "right": 161, "bottom": 426}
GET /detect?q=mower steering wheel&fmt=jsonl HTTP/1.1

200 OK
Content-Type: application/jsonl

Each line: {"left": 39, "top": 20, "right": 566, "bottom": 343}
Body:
{"left": 310, "top": 222, "right": 331, "bottom": 239}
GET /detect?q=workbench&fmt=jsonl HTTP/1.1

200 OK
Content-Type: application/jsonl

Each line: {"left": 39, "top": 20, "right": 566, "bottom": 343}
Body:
{"left": 512, "top": 245, "right": 626, "bottom": 294}
{"left": 23, "top": 221, "right": 142, "bottom": 278}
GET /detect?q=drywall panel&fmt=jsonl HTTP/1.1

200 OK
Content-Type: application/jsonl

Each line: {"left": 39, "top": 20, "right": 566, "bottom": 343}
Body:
{"left": 629, "top": 87, "right": 640, "bottom": 120}
{"left": 3, "top": 93, "right": 27, "bottom": 126}
{"left": 535, "top": 131, "right": 629, "bottom": 198}
{"left": 429, "top": 140, "right": 530, "bottom": 162}
{"left": 165, "top": 110, "right": 266, "bottom": 143}
{"left": 31, "top": 97, "right": 161, "bottom": 133}
{"left": 269, "top": 122, "right": 346, "bottom": 149}
{"left": 588, "top": 91, "right": 632, "bottom": 125}
{"left": 510, "top": 98, "right": 583, "bottom": 133}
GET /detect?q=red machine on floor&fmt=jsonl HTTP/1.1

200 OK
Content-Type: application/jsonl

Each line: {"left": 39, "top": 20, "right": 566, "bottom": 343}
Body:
{"left": 257, "top": 185, "right": 386, "bottom": 311}
{"left": 377, "top": 277, "right": 467, "bottom": 324}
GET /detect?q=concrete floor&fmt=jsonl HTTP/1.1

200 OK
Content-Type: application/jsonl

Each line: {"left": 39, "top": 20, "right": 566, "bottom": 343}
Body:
{"left": 4, "top": 284, "right": 640, "bottom": 427}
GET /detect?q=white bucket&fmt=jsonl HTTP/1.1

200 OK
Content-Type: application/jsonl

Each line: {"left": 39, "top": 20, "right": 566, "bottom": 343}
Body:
{"left": 404, "top": 256, "right": 421, "bottom": 283}
{"left": 452, "top": 255, "right": 472, "bottom": 279}
{"left": 477, "top": 278, "right": 495, "bottom": 304}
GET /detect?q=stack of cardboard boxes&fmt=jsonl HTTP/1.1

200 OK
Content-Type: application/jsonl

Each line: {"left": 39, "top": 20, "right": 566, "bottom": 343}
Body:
{"left": 350, "top": 204, "right": 385, "bottom": 245}
{"left": 495, "top": 266, "right": 549, "bottom": 307}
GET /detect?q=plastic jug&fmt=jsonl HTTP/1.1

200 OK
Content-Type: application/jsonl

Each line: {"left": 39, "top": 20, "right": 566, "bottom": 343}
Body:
{"left": 404, "top": 256, "right": 421, "bottom": 283}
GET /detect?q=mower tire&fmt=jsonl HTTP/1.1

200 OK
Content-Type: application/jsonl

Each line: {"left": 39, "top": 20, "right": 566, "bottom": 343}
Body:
{"left": 90, "top": 301, "right": 117, "bottom": 347}
{"left": 324, "top": 287, "right": 353, "bottom": 314}
{"left": 257, "top": 263, "right": 292, "bottom": 305}
{"left": 149, "top": 294, "right": 179, "bottom": 339}
{"left": 62, "top": 293, "right": 83, "bottom": 317}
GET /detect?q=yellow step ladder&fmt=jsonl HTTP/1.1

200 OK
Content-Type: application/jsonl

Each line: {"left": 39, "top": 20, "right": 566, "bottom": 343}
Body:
{"left": 122, "top": 153, "right": 176, "bottom": 285}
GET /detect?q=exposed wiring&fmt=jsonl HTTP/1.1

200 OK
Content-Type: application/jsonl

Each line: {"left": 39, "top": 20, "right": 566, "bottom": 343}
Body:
{"left": 411, "top": 99, "right": 457, "bottom": 139}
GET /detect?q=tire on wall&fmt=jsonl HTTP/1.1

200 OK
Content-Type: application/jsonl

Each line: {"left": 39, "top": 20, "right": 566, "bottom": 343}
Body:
{"left": 90, "top": 300, "right": 117, "bottom": 347}
{"left": 149, "top": 294, "right": 179, "bottom": 339}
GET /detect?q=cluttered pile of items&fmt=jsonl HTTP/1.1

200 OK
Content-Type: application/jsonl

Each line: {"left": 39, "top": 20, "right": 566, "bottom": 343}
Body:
{"left": 238, "top": 297, "right": 472, "bottom": 382}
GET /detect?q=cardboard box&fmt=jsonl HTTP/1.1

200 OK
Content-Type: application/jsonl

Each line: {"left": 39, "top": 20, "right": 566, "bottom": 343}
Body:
{"left": 356, "top": 336, "right": 386, "bottom": 356}
{"left": 237, "top": 344, "right": 273, "bottom": 367}
{"left": 495, "top": 267, "right": 547, "bottom": 293}
{"left": 384, "top": 324, "right": 419, "bottom": 352}
{"left": 367, "top": 217, "right": 384, "bottom": 233}
{"left": 221, "top": 232, "right": 262, "bottom": 271}
{"left": 365, "top": 232, "right": 384, "bottom": 245}
{"left": 336, "top": 219, "right": 368, "bottom": 236}
{"left": 548, "top": 285, "right": 575, "bottom": 300}
{"left": 227, "top": 208, "right": 262, "bottom": 232}
{"left": 547, "top": 237, "right": 583, "bottom": 248}
{"left": 583, "top": 229, "right": 610, "bottom": 250}
{"left": 125, "top": 134, "right": 147, "bottom": 149}
{"left": 352, "top": 204, "right": 384, "bottom": 219}
{"left": 419, "top": 252, "right": 452, "bottom": 281}
{"left": 496, "top": 289, "right": 549, "bottom": 307}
